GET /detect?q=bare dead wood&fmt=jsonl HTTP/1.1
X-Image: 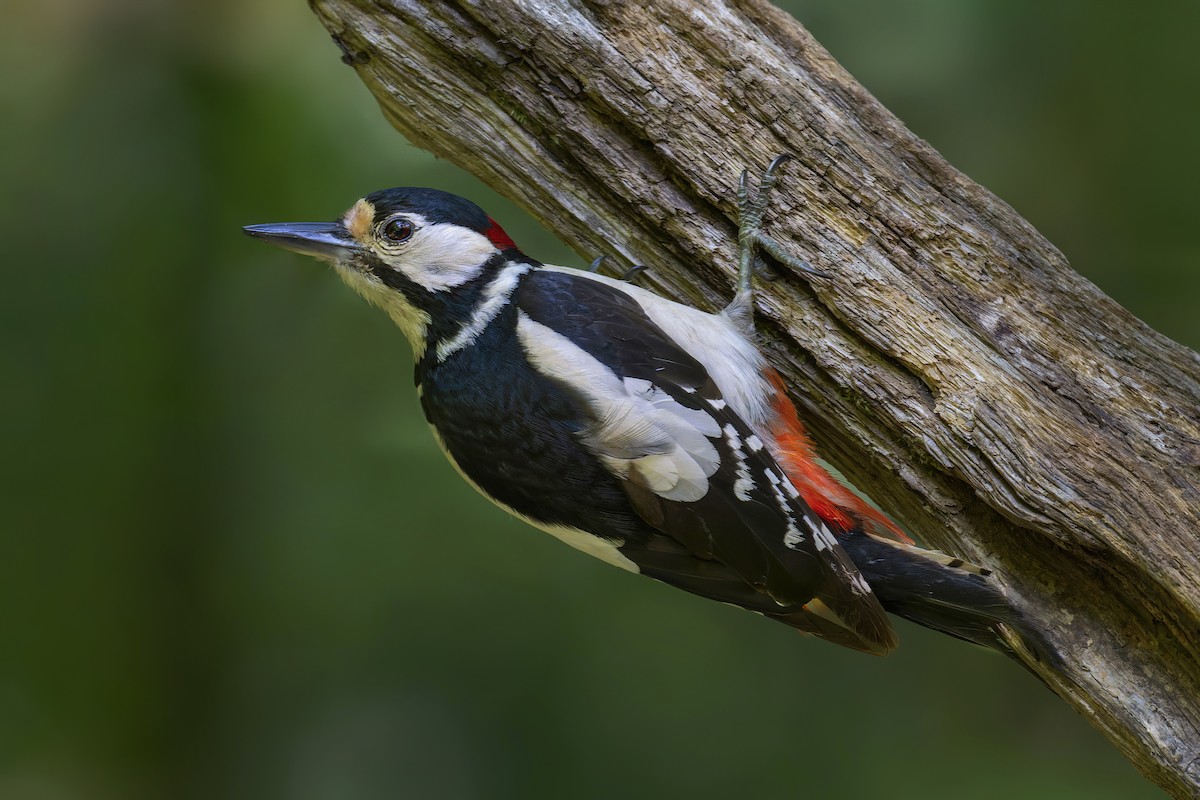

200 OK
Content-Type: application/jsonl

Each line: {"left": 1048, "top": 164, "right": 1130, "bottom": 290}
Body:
{"left": 308, "top": 1, "right": 1200, "bottom": 795}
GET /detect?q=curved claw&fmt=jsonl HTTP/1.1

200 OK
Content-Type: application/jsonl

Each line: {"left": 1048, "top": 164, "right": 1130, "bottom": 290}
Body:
{"left": 589, "top": 255, "right": 649, "bottom": 283}
{"left": 757, "top": 234, "right": 830, "bottom": 279}
{"left": 737, "top": 169, "right": 751, "bottom": 214}
{"left": 620, "top": 265, "right": 649, "bottom": 283}
{"left": 765, "top": 152, "right": 794, "bottom": 176}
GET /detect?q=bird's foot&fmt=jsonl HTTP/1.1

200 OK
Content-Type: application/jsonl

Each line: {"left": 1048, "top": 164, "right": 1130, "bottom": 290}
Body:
{"left": 727, "top": 154, "right": 828, "bottom": 328}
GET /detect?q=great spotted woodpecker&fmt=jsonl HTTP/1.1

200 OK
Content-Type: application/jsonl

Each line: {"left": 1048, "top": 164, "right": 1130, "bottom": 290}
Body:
{"left": 245, "top": 157, "right": 1035, "bottom": 659}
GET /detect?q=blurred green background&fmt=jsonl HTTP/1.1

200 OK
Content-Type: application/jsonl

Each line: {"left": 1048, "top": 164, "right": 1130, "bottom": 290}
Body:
{"left": 3, "top": 1, "right": 1194, "bottom": 798}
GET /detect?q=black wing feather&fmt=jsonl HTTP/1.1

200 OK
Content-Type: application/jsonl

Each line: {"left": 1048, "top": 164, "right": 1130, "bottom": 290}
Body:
{"left": 518, "top": 269, "right": 896, "bottom": 653}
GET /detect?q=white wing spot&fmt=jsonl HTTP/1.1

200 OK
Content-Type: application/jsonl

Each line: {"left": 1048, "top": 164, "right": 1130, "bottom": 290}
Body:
{"left": 764, "top": 467, "right": 812, "bottom": 552}
{"left": 849, "top": 571, "right": 873, "bottom": 595}
{"left": 708, "top": 398, "right": 727, "bottom": 410}
{"left": 723, "top": 423, "right": 756, "bottom": 501}
{"left": 765, "top": 471, "right": 793, "bottom": 519}
{"left": 745, "top": 434, "right": 764, "bottom": 452}
{"left": 813, "top": 522, "right": 839, "bottom": 552}
{"left": 722, "top": 423, "right": 741, "bottom": 448}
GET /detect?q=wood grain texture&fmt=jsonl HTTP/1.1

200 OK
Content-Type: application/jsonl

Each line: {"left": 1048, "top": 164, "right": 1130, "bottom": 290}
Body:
{"left": 309, "top": 1, "right": 1200, "bottom": 795}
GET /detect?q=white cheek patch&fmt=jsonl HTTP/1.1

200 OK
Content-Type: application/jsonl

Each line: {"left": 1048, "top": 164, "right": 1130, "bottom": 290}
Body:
{"left": 388, "top": 221, "right": 497, "bottom": 292}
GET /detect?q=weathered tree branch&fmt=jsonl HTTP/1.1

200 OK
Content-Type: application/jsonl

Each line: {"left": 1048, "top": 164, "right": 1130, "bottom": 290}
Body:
{"left": 309, "top": 1, "right": 1200, "bottom": 795}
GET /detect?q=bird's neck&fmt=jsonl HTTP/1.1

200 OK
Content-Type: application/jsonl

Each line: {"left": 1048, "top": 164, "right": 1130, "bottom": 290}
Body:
{"left": 416, "top": 253, "right": 536, "bottom": 363}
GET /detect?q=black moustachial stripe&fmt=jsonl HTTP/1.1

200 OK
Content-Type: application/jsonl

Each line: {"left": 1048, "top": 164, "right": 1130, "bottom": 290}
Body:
{"left": 349, "top": 187, "right": 526, "bottom": 357}
{"left": 364, "top": 251, "right": 514, "bottom": 364}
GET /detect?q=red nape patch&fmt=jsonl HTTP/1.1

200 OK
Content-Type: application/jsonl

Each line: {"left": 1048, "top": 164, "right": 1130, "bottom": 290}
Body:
{"left": 764, "top": 369, "right": 914, "bottom": 544}
{"left": 485, "top": 218, "right": 518, "bottom": 251}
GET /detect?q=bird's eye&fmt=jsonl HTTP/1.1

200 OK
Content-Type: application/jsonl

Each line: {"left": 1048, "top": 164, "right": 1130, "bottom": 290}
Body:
{"left": 381, "top": 217, "right": 414, "bottom": 243}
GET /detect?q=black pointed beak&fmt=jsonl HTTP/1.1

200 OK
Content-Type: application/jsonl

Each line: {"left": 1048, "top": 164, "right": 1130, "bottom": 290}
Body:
{"left": 242, "top": 221, "right": 362, "bottom": 262}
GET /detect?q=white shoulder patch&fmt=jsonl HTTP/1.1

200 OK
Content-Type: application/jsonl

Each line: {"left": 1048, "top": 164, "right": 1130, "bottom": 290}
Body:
{"left": 516, "top": 311, "right": 720, "bottom": 502}
{"left": 539, "top": 265, "right": 775, "bottom": 428}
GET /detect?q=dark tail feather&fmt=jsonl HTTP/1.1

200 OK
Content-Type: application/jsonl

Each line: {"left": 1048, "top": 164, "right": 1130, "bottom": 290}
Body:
{"left": 838, "top": 530, "right": 1060, "bottom": 673}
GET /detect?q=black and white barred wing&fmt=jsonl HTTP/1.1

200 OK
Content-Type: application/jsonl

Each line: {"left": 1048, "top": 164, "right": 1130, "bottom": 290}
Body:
{"left": 517, "top": 270, "right": 896, "bottom": 654}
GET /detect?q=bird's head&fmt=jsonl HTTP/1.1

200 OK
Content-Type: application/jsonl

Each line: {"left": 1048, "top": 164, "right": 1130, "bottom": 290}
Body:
{"left": 244, "top": 187, "right": 523, "bottom": 353}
